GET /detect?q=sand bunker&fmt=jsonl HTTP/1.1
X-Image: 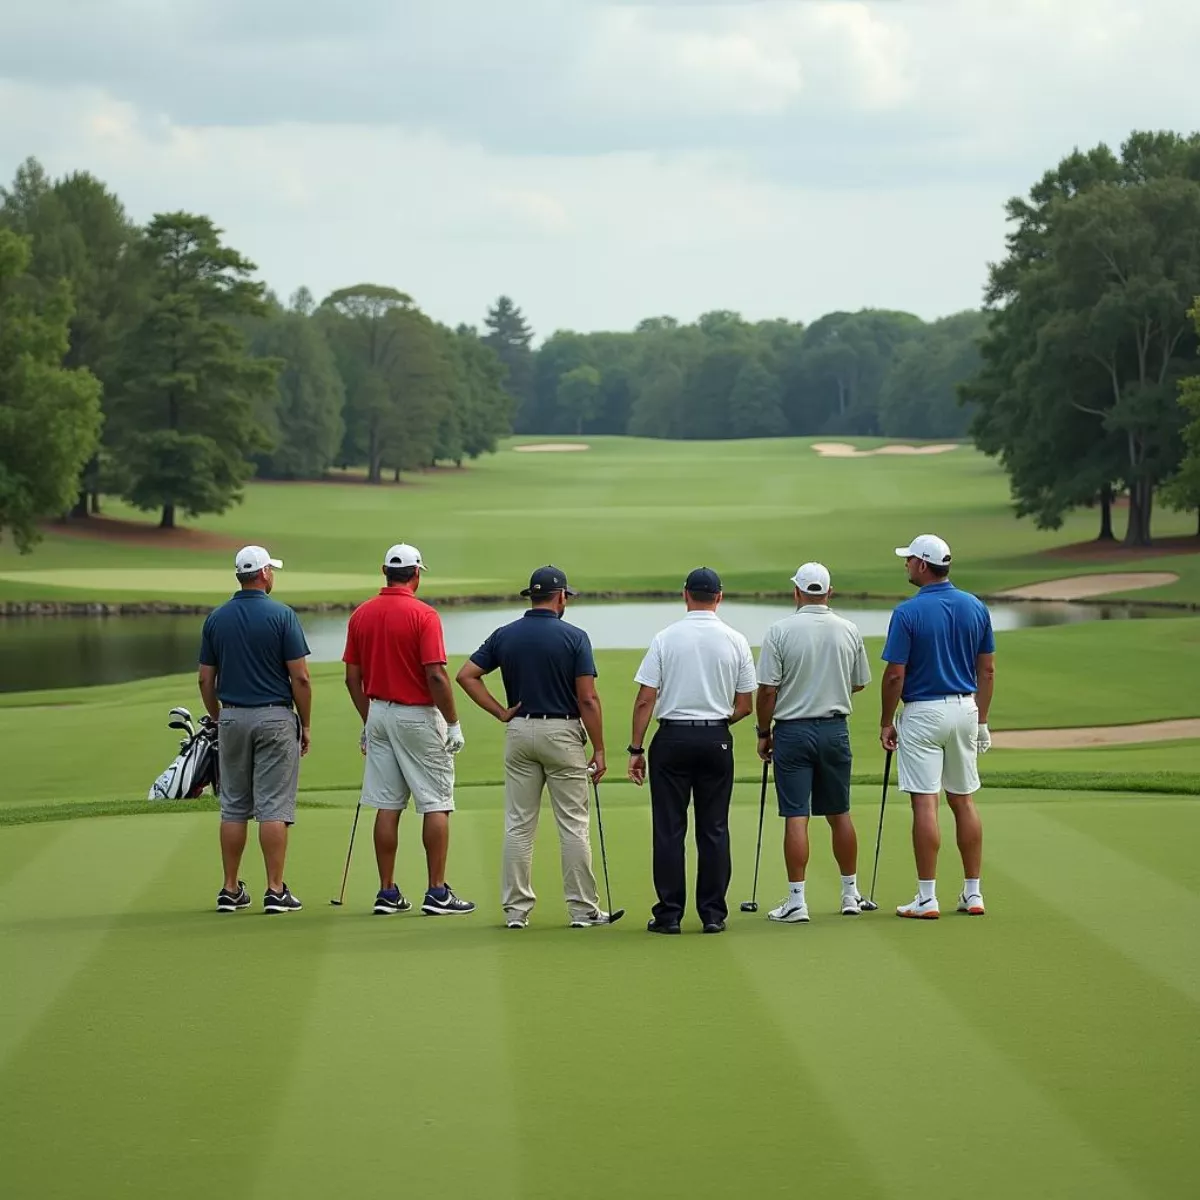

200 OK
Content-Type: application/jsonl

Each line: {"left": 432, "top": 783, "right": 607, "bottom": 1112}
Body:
{"left": 996, "top": 572, "right": 1179, "bottom": 601}
{"left": 811, "top": 442, "right": 961, "bottom": 458}
{"left": 992, "top": 719, "right": 1200, "bottom": 750}
{"left": 513, "top": 443, "right": 590, "bottom": 453}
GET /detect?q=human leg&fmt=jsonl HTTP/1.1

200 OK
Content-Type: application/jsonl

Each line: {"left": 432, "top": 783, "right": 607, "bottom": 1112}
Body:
{"left": 542, "top": 721, "right": 602, "bottom": 923}
{"left": 648, "top": 728, "right": 691, "bottom": 927}
{"left": 691, "top": 729, "right": 735, "bottom": 927}
{"left": 502, "top": 721, "right": 545, "bottom": 921}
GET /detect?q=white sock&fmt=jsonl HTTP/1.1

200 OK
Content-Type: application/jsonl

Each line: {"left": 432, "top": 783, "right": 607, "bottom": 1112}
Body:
{"left": 789, "top": 881, "right": 806, "bottom": 903}
{"left": 840, "top": 874, "right": 858, "bottom": 896}
{"left": 917, "top": 879, "right": 937, "bottom": 903}
{"left": 964, "top": 878, "right": 981, "bottom": 897}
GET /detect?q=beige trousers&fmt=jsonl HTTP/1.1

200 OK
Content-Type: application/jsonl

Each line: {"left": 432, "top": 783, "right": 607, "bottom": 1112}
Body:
{"left": 502, "top": 718, "right": 600, "bottom": 922}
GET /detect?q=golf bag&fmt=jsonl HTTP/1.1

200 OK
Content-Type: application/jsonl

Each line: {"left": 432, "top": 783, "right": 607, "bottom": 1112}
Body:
{"left": 148, "top": 718, "right": 220, "bottom": 801}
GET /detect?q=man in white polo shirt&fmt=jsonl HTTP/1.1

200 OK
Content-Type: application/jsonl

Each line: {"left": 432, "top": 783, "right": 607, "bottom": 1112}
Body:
{"left": 756, "top": 562, "right": 872, "bottom": 922}
{"left": 628, "top": 567, "right": 757, "bottom": 934}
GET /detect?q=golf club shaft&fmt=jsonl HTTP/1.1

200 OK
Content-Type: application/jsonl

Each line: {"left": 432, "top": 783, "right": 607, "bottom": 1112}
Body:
{"left": 868, "top": 749, "right": 893, "bottom": 904}
{"left": 334, "top": 803, "right": 361, "bottom": 905}
{"left": 750, "top": 759, "right": 768, "bottom": 906}
{"left": 591, "top": 779, "right": 615, "bottom": 916}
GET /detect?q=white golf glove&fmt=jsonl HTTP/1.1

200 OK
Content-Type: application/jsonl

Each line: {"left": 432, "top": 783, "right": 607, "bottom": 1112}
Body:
{"left": 444, "top": 722, "right": 466, "bottom": 754}
{"left": 977, "top": 724, "right": 992, "bottom": 755}
{"left": 359, "top": 727, "right": 368, "bottom": 757}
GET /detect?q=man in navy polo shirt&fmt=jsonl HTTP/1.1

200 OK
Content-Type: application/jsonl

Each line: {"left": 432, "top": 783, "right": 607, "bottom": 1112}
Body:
{"left": 456, "top": 565, "right": 622, "bottom": 929}
{"left": 880, "top": 534, "right": 996, "bottom": 920}
{"left": 198, "top": 545, "right": 312, "bottom": 915}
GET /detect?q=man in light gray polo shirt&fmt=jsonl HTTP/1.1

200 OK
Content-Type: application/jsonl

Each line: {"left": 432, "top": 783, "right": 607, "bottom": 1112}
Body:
{"left": 755, "top": 562, "right": 871, "bottom": 922}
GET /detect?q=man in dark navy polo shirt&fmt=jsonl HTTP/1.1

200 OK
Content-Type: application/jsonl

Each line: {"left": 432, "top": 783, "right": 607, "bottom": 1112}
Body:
{"left": 198, "top": 545, "right": 311, "bottom": 915}
{"left": 456, "top": 565, "right": 622, "bottom": 929}
{"left": 881, "top": 534, "right": 996, "bottom": 921}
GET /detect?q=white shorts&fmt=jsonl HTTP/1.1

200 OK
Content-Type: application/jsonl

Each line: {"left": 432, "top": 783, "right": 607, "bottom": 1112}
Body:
{"left": 896, "top": 696, "right": 980, "bottom": 796}
{"left": 360, "top": 700, "right": 455, "bottom": 814}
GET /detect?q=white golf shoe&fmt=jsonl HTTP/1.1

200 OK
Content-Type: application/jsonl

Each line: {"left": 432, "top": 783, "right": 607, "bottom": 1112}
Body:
{"left": 957, "top": 892, "right": 986, "bottom": 916}
{"left": 768, "top": 897, "right": 810, "bottom": 923}
{"left": 896, "top": 895, "right": 940, "bottom": 919}
{"left": 840, "top": 893, "right": 864, "bottom": 916}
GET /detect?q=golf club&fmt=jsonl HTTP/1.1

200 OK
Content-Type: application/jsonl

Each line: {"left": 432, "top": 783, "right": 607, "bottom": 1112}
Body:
{"left": 865, "top": 748, "right": 894, "bottom": 910}
{"left": 589, "top": 770, "right": 625, "bottom": 924}
{"left": 740, "top": 759, "right": 770, "bottom": 913}
{"left": 168, "top": 706, "right": 193, "bottom": 725}
{"left": 168, "top": 719, "right": 192, "bottom": 735}
{"left": 329, "top": 803, "right": 361, "bottom": 907}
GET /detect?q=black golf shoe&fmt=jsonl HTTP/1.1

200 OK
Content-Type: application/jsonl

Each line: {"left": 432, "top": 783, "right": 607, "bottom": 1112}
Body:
{"left": 216, "top": 881, "right": 251, "bottom": 913}
{"left": 702, "top": 921, "right": 726, "bottom": 934}
{"left": 647, "top": 918, "right": 682, "bottom": 935}
{"left": 264, "top": 884, "right": 303, "bottom": 914}
{"left": 373, "top": 887, "right": 412, "bottom": 915}
{"left": 421, "top": 884, "right": 476, "bottom": 915}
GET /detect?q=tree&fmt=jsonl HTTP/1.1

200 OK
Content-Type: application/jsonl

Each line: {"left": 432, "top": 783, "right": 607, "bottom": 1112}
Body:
{"left": 107, "top": 213, "right": 277, "bottom": 528}
{"left": 484, "top": 295, "right": 535, "bottom": 429}
{"left": 320, "top": 285, "right": 451, "bottom": 482}
{"left": 556, "top": 365, "right": 602, "bottom": 435}
{"left": 1162, "top": 300, "right": 1200, "bottom": 533}
{"left": 439, "top": 326, "right": 513, "bottom": 463}
{"left": 0, "top": 229, "right": 102, "bottom": 550}
{"left": 250, "top": 301, "right": 345, "bottom": 479}
{"left": 727, "top": 357, "right": 787, "bottom": 438}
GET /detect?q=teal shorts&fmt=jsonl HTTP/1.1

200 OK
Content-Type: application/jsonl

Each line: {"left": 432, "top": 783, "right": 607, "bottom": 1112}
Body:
{"left": 772, "top": 717, "right": 852, "bottom": 818}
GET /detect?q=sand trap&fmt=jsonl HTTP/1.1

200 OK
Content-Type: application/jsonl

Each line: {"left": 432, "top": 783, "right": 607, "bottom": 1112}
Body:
{"left": 996, "top": 572, "right": 1179, "bottom": 601}
{"left": 811, "top": 442, "right": 960, "bottom": 458}
{"left": 513, "top": 443, "right": 590, "bottom": 453}
{"left": 992, "top": 719, "right": 1200, "bottom": 750}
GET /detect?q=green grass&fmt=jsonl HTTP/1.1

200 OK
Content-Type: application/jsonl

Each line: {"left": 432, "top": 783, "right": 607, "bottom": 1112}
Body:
{"left": 1, "top": 788, "right": 1196, "bottom": 1197}
{"left": 2, "top": 436, "right": 1198, "bottom": 604}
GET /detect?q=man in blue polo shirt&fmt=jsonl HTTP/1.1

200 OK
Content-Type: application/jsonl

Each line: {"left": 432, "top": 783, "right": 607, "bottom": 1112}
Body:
{"left": 198, "top": 545, "right": 312, "bottom": 915}
{"left": 880, "top": 534, "right": 996, "bottom": 920}
{"left": 456, "top": 565, "right": 623, "bottom": 929}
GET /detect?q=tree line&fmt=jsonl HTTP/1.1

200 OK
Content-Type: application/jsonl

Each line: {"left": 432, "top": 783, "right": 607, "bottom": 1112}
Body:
{"left": 0, "top": 158, "right": 516, "bottom": 545}
{"left": 965, "top": 130, "right": 1200, "bottom": 546}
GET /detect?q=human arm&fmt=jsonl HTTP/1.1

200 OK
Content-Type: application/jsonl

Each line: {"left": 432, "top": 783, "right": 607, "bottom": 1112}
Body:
{"left": 287, "top": 657, "right": 313, "bottom": 755}
{"left": 197, "top": 664, "right": 219, "bottom": 722}
{"left": 975, "top": 652, "right": 996, "bottom": 752}
{"left": 879, "top": 663, "right": 905, "bottom": 751}
{"left": 628, "top": 684, "right": 657, "bottom": 785}
{"left": 730, "top": 637, "right": 756, "bottom": 725}
{"left": 755, "top": 685, "right": 778, "bottom": 762}
{"left": 344, "top": 663, "right": 369, "bottom": 723}
{"left": 576, "top": 674, "right": 606, "bottom": 782}
{"left": 731, "top": 692, "right": 753, "bottom": 725}
{"left": 455, "top": 659, "right": 520, "bottom": 721}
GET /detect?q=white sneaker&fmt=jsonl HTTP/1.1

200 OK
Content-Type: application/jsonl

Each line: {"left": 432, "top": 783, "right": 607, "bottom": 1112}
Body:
{"left": 506, "top": 917, "right": 529, "bottom": 928}
{"left": 896, "top": 895, "right": 940, "bottom": 919}
{"left": 957, "top": 892, "right": 985, "bottom": 916}
{"left": 768, "top": 897, "right": 810, "bottom": 923}
{"left": 569, "top": 908, "right": 626, "bottom": 927}
{"left": 840, "top": 893, "right": 863, "bottom": 916}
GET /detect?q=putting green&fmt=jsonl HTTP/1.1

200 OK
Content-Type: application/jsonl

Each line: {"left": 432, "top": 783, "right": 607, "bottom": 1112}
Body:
{"left": 1, "top": 790, "right": 1196, "bottom": 1198}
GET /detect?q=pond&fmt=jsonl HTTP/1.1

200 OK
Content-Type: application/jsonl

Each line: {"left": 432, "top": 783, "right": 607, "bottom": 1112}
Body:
{"left": 0, "top": 598, "right": 1163, "bottom": 694}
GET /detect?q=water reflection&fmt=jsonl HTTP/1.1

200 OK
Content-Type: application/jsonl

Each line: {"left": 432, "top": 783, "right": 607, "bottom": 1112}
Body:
{"left": 0, "top": 598, "right": 1159, "bottom": 694}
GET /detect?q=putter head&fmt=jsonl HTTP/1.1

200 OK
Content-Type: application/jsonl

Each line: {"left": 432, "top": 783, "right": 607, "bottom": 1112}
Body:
{"left": 329, "top": 899, "right": 343, "bottom": 907}
{"left": 858, "top": 898, "right": 879, "bottom": 912}
{"left": 607, "top": 908, "right": 626, "bottom": 925}
{"left": 740, "top": 901, "right": 758, "bottom": 913}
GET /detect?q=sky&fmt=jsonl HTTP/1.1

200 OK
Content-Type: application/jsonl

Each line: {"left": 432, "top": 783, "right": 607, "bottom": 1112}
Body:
{"left": 2, "top": 0, "right": 1198, "bottom": 337}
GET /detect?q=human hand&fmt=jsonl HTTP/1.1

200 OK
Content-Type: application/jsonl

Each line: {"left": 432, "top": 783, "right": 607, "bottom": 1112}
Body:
{"left": 300, "top": 726, "right": 312, "bottom": 757}
{"left": 587, "top": 750, "right": 607, "bottom": 783}
{"left": 444, "top": 722, "right": 466, "bottom": 754}
{"left": 359, "top": 727, "right": 367, "bottom": 757}
{"left": 880, "top": 723, "right": 898, "bottom": 752}
{"left": 757, "top": 734, "right": 773, "bottom": 763}
{"left": 627, "top": 752, "right": 646, "bottom": 786}
{"left": 976, "top": 723, "right": 992, "bottom": 755}
{"left": 500, "top": 703, "right": 522, "bottom": 723}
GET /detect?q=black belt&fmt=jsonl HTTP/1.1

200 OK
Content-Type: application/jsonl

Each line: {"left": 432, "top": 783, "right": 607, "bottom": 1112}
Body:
{"left": 658, "top": 718, "right": 729, "bottom": 727}
{"left": 222, "top": 701, "right": 293, "bottom": 710}
{"left": 515, "top": 713, "right": 578, "bottom": 721}
{"left": 776, "top": 714, "right": 847, "bottom": 724}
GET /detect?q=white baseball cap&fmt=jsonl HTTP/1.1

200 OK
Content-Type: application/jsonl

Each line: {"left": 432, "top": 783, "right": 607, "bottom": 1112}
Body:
{"left": 383, "top": 543, "right": 427, "bottom": 572}
{"left": 895, "top": 534, "right": 952, "bottom": 566}
{"left": 234, "top": 545, "right": 283, "bottom": 573}
{"left": 791, "top": 562, "right": 831, "bottom": 595}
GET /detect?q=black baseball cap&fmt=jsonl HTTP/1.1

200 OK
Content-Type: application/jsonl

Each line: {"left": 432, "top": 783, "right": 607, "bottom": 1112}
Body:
{"left": 685, "top": 566, "right": 722, "bottom": 594}
{"left": 520, "top": 565, "right": 579, "bottom": 599}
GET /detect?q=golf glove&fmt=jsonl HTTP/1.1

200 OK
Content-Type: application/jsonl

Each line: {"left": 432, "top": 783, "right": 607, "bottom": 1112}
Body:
{"left": 977, "top": 723, "right": 992, "bottom": 755}
{"left": 359, "top": 727, "right": 368, "bottom": 757}
{"left": 444, "top": 722, "right": 466, "bottom": 754}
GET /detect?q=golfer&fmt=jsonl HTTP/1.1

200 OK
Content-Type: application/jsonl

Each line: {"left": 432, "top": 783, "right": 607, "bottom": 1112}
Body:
{"left": 630, "top": 567, "right": 756, "bottom": 935}
{"left": 343, "top": 544, "right": 475, "bottom": 917}
{"left": 198, "top": 546, "right": 310, "bottom": 914}
{"left": 456, "top": 565, "right": 620, "bottom": 928}
{"left": 881, "top": 534, "right": 995, "bottom": 919}
{"left": 755, "top": 562, "right": 872, "bottom": 922}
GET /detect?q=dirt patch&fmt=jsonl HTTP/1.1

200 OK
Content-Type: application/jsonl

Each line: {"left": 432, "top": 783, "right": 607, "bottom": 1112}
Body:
{"left": 811, "top": 442, "right": 960, "bottom": 458}
{"left": 993, "top": 718, "right": 1200, "bottom": 750}
{"left": 996, "top": 572, "right": 1179, "bottom": 600}
{"left": 40, "top": 516, "right": 242, "bottom": 552}
{"left": 513, "top": 443, "right": 590, "bottom": 453}
{"left": 1045, "top": 536, "right": 1200, "bottom": 562}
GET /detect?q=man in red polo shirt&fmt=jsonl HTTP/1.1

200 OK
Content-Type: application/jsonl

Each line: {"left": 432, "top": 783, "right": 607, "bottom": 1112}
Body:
{"left": 343, "top": 543, "right": 475, "bottom": 917}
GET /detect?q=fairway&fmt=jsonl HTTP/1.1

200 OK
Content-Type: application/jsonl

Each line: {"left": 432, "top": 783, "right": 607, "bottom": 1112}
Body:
{"left": 3, "top": 437, "right": 1199, "bottom": 605}
{"left": 1, "top": 788, "right": 1196, "bottom": 1198}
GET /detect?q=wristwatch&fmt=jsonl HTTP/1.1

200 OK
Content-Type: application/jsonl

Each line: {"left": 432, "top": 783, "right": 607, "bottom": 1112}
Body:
{"left": 756, "top": 727, "right": 772, "bottom": 738}
{"left": 627, "top": 744, "right": 645, "bottom": 756}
